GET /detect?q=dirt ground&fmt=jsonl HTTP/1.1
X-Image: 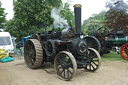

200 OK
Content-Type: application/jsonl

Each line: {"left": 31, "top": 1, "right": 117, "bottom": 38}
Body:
{"left": 0, "top": 56, "right": 128, "bottom": 85}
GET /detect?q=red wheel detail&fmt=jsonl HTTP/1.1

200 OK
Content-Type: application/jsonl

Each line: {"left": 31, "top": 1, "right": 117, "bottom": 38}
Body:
{"left": 120, "top": 43, "right": 128, "bottom": 60}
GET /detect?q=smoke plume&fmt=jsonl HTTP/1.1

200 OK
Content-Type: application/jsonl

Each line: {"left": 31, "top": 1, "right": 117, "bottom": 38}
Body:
{"left": 106, "top": 0, "right": 128, "bottom": 12}
{"left": 51, "top": 7, "right": 67, "bottom": 28}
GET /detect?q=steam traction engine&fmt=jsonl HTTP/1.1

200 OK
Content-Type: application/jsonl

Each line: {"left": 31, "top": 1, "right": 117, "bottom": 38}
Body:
{"left": 86, "top": 27, "right": 128, "bottom": 60}
{"left": 24, "top": 4, "right": 101, "bottom": 80}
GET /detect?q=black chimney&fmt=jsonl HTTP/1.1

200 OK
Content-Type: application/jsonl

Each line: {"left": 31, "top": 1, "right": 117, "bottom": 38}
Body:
{"left": 74, "top": 4, "right": 82, "bottom": 37}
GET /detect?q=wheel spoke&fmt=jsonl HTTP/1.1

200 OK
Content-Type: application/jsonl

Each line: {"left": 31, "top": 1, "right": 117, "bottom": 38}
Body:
{"left": 91, "top": 41, "right": 96, "bottom": 46}
{"left": 26, "top": 54, "right": 30, "bottom": 64}
{"left": 31, "top": 47, "right": 35, "bottom": 54}
{"left": 90, "top": 63, "right": 95, "bottom": 70}
{"left": 25, "top": 50, "right": 30, "bottom": 53}
{"left": 92, "top": 55, "right": 97, "bottom": 59}
{"left": 123, "top": 48, "right": 127, "bottom": 51}
{"left": 31, "top": 59, "right": 35, "bottom": 65}
{"left": 92, "top": 61, "right": 98, "bottom": 67}
{"left": 67, "top": 69, "right": 69, "bottom": 78}
{"left": 26, "top": 42, "right": 35, "bottom": 53}
{"left": 90, "top": 64, "right": 92, "bottom": 70}
{"left": 91, "top": 45, "right": 98, "bottom": 48}
{"left": 60, "top": 69, "right": 64, "bottom": 75}
{"left": 67, "top": 68, "right": 72, "bottom": 75}
{"left": 125, "top": 45, "right": 128, "bottom": 49}
{"left": 58, "top": 57, "right": 64, "bottom": 64}
{"left": 26, "top": 43, "right": 32, "bottom": 49}
{"left": 31, "top": 43, "right": 34, "bottom": 49}
{"left": 89, "top": 42, "right": 93, "bottom": 46}
{"left": 64, "top": 69, "right": 65, "bottom": 78}
{"left": 28, "top": 63, "right": 32, "bottom": 67}
{"left": 92, "top": 60, "right": 98, "bottom": 61}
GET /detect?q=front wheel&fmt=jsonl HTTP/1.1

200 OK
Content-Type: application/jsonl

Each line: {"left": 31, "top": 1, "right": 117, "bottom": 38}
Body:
{"left": 120, "top": 43, "right": 128, "bottom": 60}
{"left": 84, "top": 48, "right": 101, "bottom": 72}
{"left": 54, "top": 51, "right": 77, "bottom": 81}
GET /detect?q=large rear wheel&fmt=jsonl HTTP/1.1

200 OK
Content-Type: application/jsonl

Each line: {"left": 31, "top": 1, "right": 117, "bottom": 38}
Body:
{"left": 54, "top": 51, "right": 77, "bottom": 81}
{"left": 24, "top": 39, "right": 43, "bottom": 69}
{"left": 84, "top": 36, "right": 101, "bottom": 52}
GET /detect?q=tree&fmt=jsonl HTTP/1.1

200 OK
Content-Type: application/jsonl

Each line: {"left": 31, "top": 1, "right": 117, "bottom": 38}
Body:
{"left": 61, "top": 2, "right": 75, "bottom": 26}
{"left": 104, "top": 10, "right": 128, "bottom": 32}
{"left": 82, "top": 11, "right": 106, "bottom": 34}
{"left": 0, "top": 1, "right": 6, "bottom": 30}
{"left": 6, "top": 0, "right": 63, "bottom": 38}
{"left": 5, "top": 0, "right": 73, "bottom": 39}
{"left": 104, "top": 0, "right": 128, "bottom": 33}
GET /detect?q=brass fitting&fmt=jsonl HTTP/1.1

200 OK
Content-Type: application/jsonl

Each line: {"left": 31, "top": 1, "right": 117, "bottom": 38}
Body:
{"left": 73, "top": 4, "right": 82, "bottom": 8}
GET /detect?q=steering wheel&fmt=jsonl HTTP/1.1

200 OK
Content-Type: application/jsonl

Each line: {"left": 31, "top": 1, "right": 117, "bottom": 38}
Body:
{"left": 97, "top": 27, "right": 110, "bottom": 39}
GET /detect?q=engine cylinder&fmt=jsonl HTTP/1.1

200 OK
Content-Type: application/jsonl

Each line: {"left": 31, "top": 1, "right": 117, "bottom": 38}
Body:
{"left": 61, "top": 26, "right": 74, "bottom": 38}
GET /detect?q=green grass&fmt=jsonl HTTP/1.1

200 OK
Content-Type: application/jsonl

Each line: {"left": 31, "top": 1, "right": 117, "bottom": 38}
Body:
{"left": 101, "top": 51, "right": 126, "bottom": 61}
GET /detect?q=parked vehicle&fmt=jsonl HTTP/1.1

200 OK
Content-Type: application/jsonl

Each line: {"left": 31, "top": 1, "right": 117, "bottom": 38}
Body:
{"left": 0, "top": 32, "right": 14, "bottom": 53}
{"left": 86, "top": 27, "right": 128, "bottom": 60}
{"left": 24, "top": 4, "right": 101, "bottom": 80}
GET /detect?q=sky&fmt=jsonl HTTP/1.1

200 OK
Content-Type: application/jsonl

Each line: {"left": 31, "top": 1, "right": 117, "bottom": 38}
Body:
{"left": 0, "top": 0, "right": 108, "bottom": 23}
{"left": 0, "top": 0, "right": 13, "bottom": 21}
{"left": 64, "top": 0, "right": 108, "bottom": 21}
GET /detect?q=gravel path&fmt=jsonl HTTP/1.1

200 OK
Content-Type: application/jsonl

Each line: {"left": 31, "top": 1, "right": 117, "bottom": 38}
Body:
{"left": 0, "top": 57, "right": 128, "bottom": 85}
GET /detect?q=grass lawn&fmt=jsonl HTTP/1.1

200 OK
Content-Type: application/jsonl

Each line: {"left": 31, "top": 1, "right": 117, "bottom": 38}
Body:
{"left": 101, "top": 51, "right": 126, "bottom": 61}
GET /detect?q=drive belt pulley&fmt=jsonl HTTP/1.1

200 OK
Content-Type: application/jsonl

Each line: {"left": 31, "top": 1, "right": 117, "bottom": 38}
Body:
{"left": 45, "top": 39, "right": 56, "bottom": 57}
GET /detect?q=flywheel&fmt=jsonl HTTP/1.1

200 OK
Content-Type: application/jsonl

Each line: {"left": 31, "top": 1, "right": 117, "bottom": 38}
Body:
{"left": 45, "top": 39, "right": 56, "bottom": 57}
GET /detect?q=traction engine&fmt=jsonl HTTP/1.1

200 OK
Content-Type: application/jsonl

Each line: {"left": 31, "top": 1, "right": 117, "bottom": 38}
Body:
{"left": 24, "top": 4, "right": 101, "bottom": 80}
{"left": 86, "top": 27, "right": 128, "bottom": 60}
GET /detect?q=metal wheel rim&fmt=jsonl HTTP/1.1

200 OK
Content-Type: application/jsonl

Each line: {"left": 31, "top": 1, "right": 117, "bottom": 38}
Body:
{"left": 24, "top": 39, "right": 43, "bottom": 69}
{"left": 54, "top": 51, "right": 77, "bottom": 81}
{"left": 120, "top": 43, "right": 128, "bottom": 60}
{"left": 84, "top": 48, "right": 101, "bottom": 72}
